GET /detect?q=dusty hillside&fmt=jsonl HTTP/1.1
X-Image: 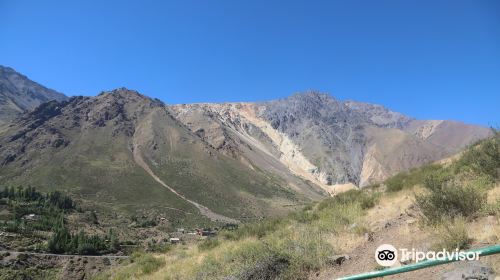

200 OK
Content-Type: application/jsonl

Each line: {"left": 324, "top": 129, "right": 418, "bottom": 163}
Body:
{"left": 0, "top": 65, "right": 67, "bottom": 125}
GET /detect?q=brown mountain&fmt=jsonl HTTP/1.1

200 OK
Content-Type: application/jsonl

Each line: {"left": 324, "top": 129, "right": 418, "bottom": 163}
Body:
{"left": 0, "top": 88, "right": 321, "bottom": 226}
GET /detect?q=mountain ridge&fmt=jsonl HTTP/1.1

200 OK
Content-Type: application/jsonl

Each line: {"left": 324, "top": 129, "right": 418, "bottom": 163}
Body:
{"left": 0, "top": 65, "right": 68, "bottom": 125}
{"left": 171, "top": 92, "right": 491, "bottom": 188}
{"left": 0, "top": 66, "right": 492, "bottom": 225}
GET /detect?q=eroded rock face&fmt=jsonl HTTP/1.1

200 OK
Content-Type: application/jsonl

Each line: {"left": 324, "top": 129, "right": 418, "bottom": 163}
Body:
{"left": 171, "top": 91, "right": 491, "bottom": 190}
{"left": 259, "top": 92, "right": 366, "bottom": 185}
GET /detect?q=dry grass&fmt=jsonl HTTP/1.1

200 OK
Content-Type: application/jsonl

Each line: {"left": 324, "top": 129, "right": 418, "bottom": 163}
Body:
{"left": 365, "top": 187, "right": 417, "bottom": 228}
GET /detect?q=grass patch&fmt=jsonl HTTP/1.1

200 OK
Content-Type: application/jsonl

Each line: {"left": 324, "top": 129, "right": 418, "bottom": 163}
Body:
{"left": 188, "top": 188, "right": 380, "bottom": 279}
{"left": 197, "top": 238, "right": 220, "bottom": 251}
{"left": 132, "top": 253, "right": 166, "bottom": 274}
{"left": 454, "top": 130, "right": 499, "bottom": 180}
{"left": 385, "top": 164, "right": 446, "bottom": 192}
{"left": 96, "top": 252, "right": 166, "bottom": 279}
{"left": 432, "top": 217, "right": 471, "bottom": 250}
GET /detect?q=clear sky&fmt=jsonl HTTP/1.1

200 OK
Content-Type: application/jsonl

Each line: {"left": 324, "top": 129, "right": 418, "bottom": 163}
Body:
{"left": 0, "top": 1, "right": 498, "bottom": 126}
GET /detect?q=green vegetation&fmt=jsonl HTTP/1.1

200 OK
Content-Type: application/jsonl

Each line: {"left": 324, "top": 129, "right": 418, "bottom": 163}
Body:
{"left": 195, "top": 190, "right": 377, "bottom": 279}
{"left": 96, "top": 189, "right": 378, "bottom": 279}
{"left": 95, "top": 252, "right": 166, "bottom": 279}
{"left": 131, "top": 252, "right": 166, "bottom": 274}
{"left": 432, "top": 217, "right": 471, "bottom": 250}
{"left": 455, "top": 130, "right": 500, "bottom": 179}
{"left": 413, "top": 132, "right": 499, "bottom": 224}
{"left": 47, "top": 220, "right": 119, "bottom": 255}
{"left": 131, "top": 215, "right": 158, "bottom": 228}
{"left": 0, "top": 186, "right": 74, "bottom": 233}
{"left": 147, "top": 240, "right": 172, "bottom": 253}
{"left": 385, "top": 164, "right": 446, "bottom": 192}
{"left": 386, "top": 130, "right": 499, "bottom": 193}
{"left": 197, "top": 238, "right": 220, "bottom": 251}
{"left": 0, "top": 186, "right": 120, "bottom": 255}
{"left": 416, "top": 176, "right": 486, "bottom": 223}
{"left": 317, "top": 189, "right": 379, "bottom": 211}
{"left": 0, "top": 267, "right": 60, "bottom": 280}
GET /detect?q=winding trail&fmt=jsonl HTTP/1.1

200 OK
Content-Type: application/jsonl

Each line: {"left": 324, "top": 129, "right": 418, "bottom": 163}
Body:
{"left": 132, "top": 123, "right": 239, "bottom": 224}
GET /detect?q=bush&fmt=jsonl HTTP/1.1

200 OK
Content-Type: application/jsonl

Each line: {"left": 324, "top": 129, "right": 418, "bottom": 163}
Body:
{"left": 385, "top": 164, "right": 445, "bottom": 192}
{"left": 433, "top": 217, "right": 471, "bottom": 250}
{"left": 455, "top": 131, "right": 499, "bottom": 180}
{"left": 198, "top": 238, "right": 220, "bottom": 251}
{"left": 416, "top": 175, "right": 486, "bottom": 223}
{"left": 196, "top": 226, "right": 334, "bottom": 280}
{"left": 148, "top": 242, "right": 171, "bottom": 253}
{"left": 223, "top": 218, "right": 284, "bottom": 241}
{"left": 289, "top": 210, "right": 319, "bottom": 224}
{"left": 317, "top": 189, "right": 378, "bottom": 211}
{"left": 131, "top": 253, "right": 166, "bottom": 274}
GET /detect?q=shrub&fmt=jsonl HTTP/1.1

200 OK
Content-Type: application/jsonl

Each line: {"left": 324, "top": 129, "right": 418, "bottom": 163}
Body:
{"left": 433, "top": 217, "right": 471, "bottom": 250}
{"left": 198, "top": 238, "right": 220, "bottom": 251}
{"left": 455, "top": 131, "right": 499, "bottom": 180}
{"left": 223, "top": 218, "right": 285, "bottom": 241}
{"left": 385, "top": 164, "right": 445, "bottom": 192}
{"left": 131, "top": 253, "right": 166, "bottom": 274}
{"left": 317, "top": 189, "right": 379, "bottom": 211}
{"left": 148, "top": 242, "right": 171, "bottom": 253}
{"left": 416, "top": 175, "right": 486, "bottom": 223}
{"left": 289, "top": 210, "right": 319, "bottom": 224}
{"left": 196, "top": 226, "right": 334, "bottom": 280}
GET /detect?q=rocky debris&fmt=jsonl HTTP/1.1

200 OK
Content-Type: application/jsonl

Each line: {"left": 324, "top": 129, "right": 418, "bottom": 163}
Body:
{"left": 223, "top": 256, "right": 290, "bottom": 280}
{"left": 364, "top": 232, "right": 374, "bottom": 242}
{"left": 441, "top": 261, "right": 495, "bottom": 280}
{"left": 327, "top": 255, "right": 350, "bottom": 266}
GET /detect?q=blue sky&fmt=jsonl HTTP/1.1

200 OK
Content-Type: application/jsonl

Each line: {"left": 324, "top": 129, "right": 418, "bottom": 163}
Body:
{"left": 0, "top": 1, "right": 498, "bottom": 126}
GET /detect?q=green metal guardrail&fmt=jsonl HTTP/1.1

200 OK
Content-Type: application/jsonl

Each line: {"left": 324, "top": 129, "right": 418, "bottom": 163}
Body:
{"left": 338, "top": 244, "right": 500, "bottom": 280}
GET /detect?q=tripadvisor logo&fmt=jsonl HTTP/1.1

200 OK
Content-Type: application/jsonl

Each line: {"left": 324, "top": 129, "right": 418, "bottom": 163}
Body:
{"left": 375, "top": 244, "right": 398, "bottom": 267}
{"left": 375, "top": 244, "right": 481, "bottom": 267}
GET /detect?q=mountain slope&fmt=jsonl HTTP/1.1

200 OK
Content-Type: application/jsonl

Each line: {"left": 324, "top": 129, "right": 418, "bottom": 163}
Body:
{"left": 0, "top": 66, "right": 491, "bottom": 226}
{"left": 172, "top": 92, "right": 491, "bottom": 189}
{"left": 0, "top": 65, "right": 67, "bottom": 125}
{"left": 0, "top": 89, "right": 313, "bottom": 226}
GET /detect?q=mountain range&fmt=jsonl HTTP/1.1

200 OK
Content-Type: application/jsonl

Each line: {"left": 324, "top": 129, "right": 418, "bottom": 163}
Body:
{"left": 0, "top": 65, "right": 491, "bottom": 224}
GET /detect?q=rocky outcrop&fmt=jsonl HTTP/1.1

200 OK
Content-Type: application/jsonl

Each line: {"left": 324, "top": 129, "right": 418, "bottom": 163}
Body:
{"left": 172, "top": 91, "right": 491, "bottom": 189}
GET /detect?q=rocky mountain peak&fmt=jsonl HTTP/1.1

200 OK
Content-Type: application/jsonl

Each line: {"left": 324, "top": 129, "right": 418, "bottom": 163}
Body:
{"left": 96, "top": 87, "right": 164, "bottom": 108}
{"left": 0, "top": 65, "right": 68, "bottom": 125}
